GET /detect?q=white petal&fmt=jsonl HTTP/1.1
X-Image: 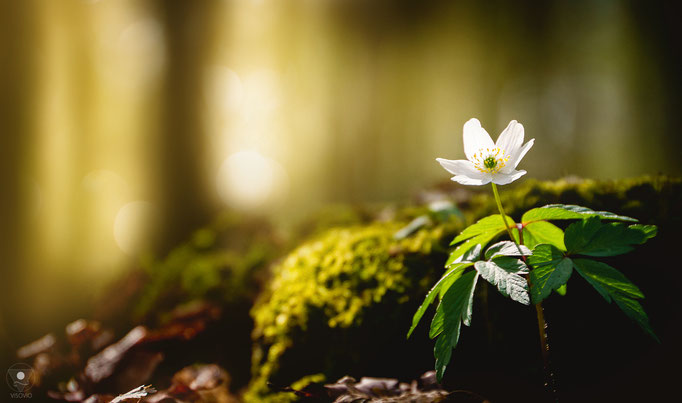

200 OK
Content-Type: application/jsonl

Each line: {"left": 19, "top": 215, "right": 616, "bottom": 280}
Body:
{"left": 436, "top": 158, "right": 478, "bottom": 176}
{"left": 463, "top": 118, "right": 494, "bottom": 160}
{"left": 511, "top": 139, "right": 534, "bottom": 169}
{"left": 495, "top": 120, "right": 524, "bottom": 158}
{"left": 452, "top": 174, "right": 492, "bottom": 186}
{"left": 436, "top": 158, "right": 491, "bottom": 186}
{"left": 492, "top": 170, "right": 526, "bottom": 185}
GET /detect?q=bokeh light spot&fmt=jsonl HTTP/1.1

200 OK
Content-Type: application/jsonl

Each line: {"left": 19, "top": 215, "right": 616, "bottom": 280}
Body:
{"left": 113, "top": 201, "right": 158, "bottom": 255}
{"left": 205, "top": 66, "right": 244, "bottom": 112}
{"left": 217, "top": 150, "right": 287, "bottom": 209}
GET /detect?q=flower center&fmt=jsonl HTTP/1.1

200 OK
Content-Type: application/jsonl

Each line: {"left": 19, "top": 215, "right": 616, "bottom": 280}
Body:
{"left": 483, "top": 156, "right": 497, "bottom": 169}
{"left": 471, "top": 147, "right": 510, "bottom": 174}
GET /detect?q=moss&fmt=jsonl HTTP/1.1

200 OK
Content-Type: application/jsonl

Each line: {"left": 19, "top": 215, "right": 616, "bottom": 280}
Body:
{"left": 245, "top": 176, "right": 681, "bottom": 402}
{"left": 134, "top": 212, "right": 282, "bottom": 322}
{"left": 292, "top": 204, "right": 374, "bottom": 240}
{"left": 246, "top": 218, "right": 462, "bottom": 402}
{"left": 467, "top": 175, "right": 681, "bottom": 224}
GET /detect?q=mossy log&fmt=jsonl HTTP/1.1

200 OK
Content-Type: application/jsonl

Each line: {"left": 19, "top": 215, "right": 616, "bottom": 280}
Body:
{"left": 246, "top": 176, "right": 681, "bottom": 402}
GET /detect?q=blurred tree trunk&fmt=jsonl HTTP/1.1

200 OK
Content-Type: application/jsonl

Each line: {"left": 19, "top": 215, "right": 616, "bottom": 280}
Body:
{"left": 155, "top": 0, "right": 219, "bottom": 251}
{"left": 0, "top": 0, "right": 40, "bottom": 366}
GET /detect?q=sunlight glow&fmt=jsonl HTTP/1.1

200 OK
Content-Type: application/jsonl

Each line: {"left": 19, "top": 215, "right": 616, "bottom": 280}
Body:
{"left": 113, "top": 201, "right": 158, "bottom": 255}
{"left": 217, "top": 150, "right": 287, "bottom": 209}
{"left": 205, "top": 66, "right": 244, "bottom": 112}
{"left": 114, "top": 18, "right": 166, "bottom": 89}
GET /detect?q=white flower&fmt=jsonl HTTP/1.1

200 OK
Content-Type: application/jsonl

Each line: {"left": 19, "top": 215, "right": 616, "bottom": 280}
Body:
{"left": 436, "top": 118, "right": 534, "bottom": 186}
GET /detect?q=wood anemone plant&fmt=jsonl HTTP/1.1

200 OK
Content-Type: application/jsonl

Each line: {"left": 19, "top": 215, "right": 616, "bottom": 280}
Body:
{"left": 409, "top": 118, "right": 658, "bottom": 399}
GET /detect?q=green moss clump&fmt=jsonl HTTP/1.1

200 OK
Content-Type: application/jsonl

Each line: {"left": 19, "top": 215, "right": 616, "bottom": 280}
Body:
{"left": 133, "top": 212, "right": 282, "bottom": 322}
{"left": 469, "top": 175, "right": 681, "bottom": 225}
{"left": 245, "top": 176, "right": 681, "bottom": 402}
{"left": 246, "top": 217, "right": 461, "bottom": 402}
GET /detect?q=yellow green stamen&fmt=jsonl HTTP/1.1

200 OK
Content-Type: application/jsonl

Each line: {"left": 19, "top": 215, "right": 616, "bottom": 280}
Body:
{"left": 472, "top": 147, "right": 510, "bottom": 174}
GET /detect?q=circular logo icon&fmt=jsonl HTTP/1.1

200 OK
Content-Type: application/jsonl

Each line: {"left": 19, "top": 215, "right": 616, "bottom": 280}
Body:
{"left": 6, "top": 363, "right": 35, "bottom": 393}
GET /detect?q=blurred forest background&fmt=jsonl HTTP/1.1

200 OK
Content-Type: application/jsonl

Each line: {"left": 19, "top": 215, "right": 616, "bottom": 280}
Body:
{"left": 1, "top": 0, "right": 681, "bottom": 367}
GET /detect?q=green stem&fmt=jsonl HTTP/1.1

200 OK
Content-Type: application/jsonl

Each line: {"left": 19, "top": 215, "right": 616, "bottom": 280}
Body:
{"left": 521, "top": 225, "right": 557, "bottom": 400}
{"left": 491, "top": 183, "right": 522, "bottom": 253}
{"left": 491, "top": 182, "right": 558, "bottom": 401}
{"left": 535, "top": 299, "right": 556, "bottom": 399}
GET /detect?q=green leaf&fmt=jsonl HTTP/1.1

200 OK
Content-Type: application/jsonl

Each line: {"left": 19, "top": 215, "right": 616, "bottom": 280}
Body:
{"left": 434, "top": 325, "right": 457, "bottom": 382}
{"left": 581, "top": 223, "right": 656, "bottom": 257}
{"left": 573, "top": 259, "right": 656, "bottom": 340}
{"left": 613, "top": 296, "right": 659, "bottom": 342}
{"left": 437, "top": 267, "right": 466, "bottom": 300}
{"left": 556, "top": 284, "right": 567, "bottom": 296}
{"left": 490, "top": 256, "right": 528, "bottom": 273}
{"left": 522, "top": 221, "right": 566, "bottom": 250}
{"left": 440, "top": 244, "right": 481, "bottom": 298}
{"left": 445, "top": 215, "right": 523, "bottom": 268}
{"left": 572, "top": 259, "right": 644, "bottom": 300}
{"left": 475, "top": 258, "right": 529, "bottom": 305}
{"left": 522, "top": 204, "right": 637, "bottom": 223}
{"left": 445, "top": 232, "right": 498, "bottom": 267}
{"left": 484, "top": 241, "right": 531, "bottom": 260}
{"left": 527, "top": 244, "right": 573, "bottom": 304}
{"left": 429, "top": 306, "right": 445, "bottom": 339}
{"left": 430, "top": 271, "right": 479, "bottom": 381}
{"left": 451, "top": 214, "right": 515, "bottom": 245}
{"left": 565, "top": 218, "right": 657, "bottom": 257}
{"left": 448, "top": 243, "right": 482, "bottom": 266}
{"left": 407, "top": 262, "right": 473, "bottom": 338}
{"left": 564, "top": 216, "right": 602, "bottom": 253}
{"left": 631, "top": 224, "right": 658, "bottom": 239}
{"left": 429, "top": 270, "right": 478, "bottom": 338}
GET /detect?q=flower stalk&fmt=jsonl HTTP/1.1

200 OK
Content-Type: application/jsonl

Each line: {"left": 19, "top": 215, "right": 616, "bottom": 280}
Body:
{"left": 535, "top": 300, "right": 557, "bottom": 401}
{"left": 492, "top": 182, "right": 558, "bottom": 401}
{"left": 491, "top": 183, "right": 521, "bottom": 253}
